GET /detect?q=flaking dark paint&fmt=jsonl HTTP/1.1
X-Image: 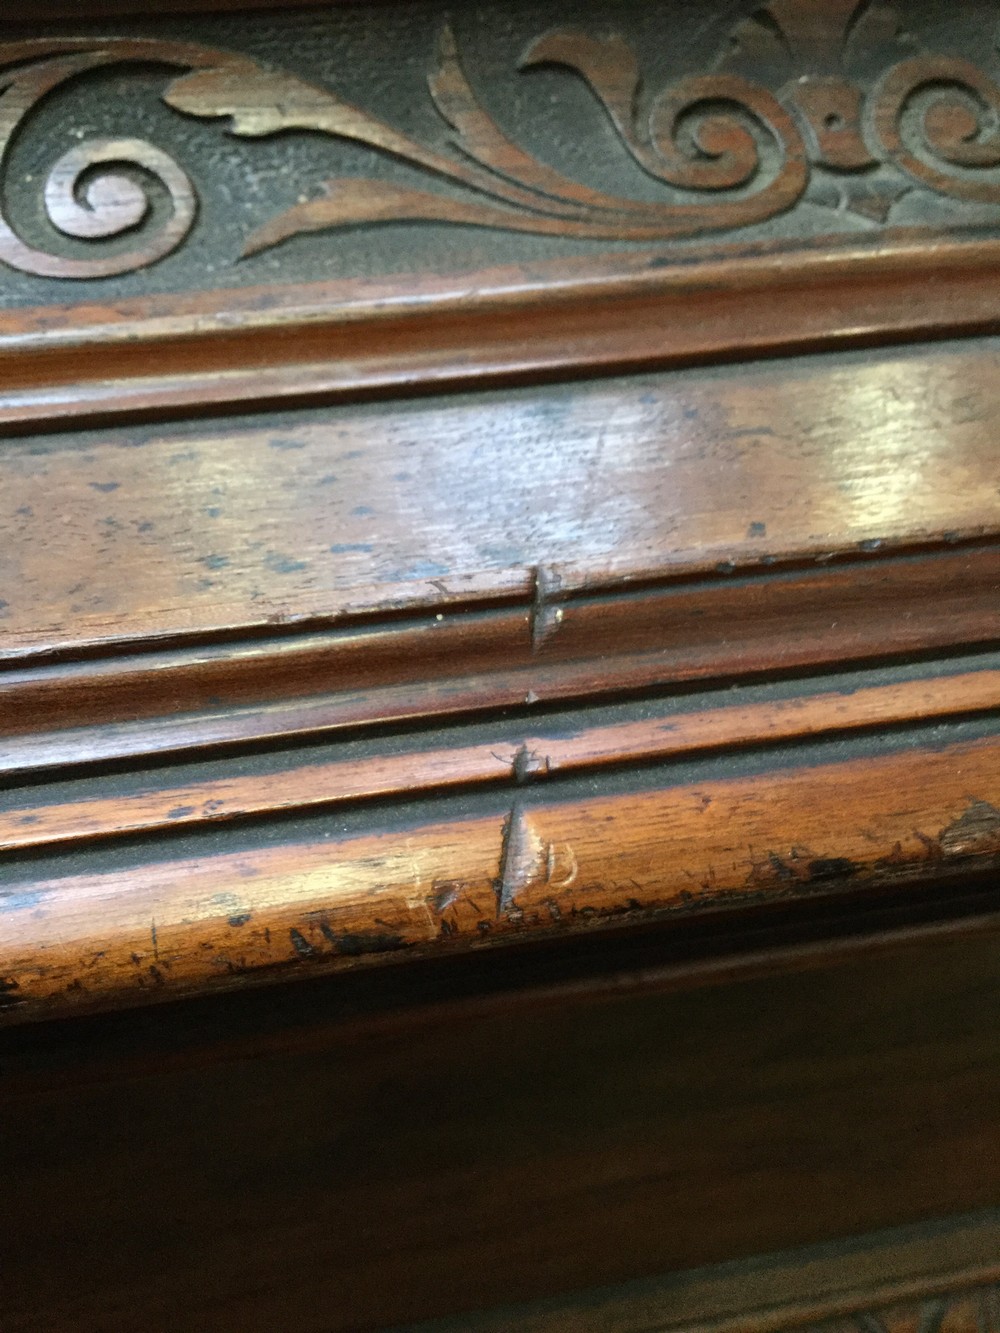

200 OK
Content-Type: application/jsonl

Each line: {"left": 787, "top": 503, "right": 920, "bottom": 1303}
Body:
{"left": 289, "top": 928, "right": 315, "bottom": 958}
{"left": 318, "top": 923, "right": 407, "bottom": 956}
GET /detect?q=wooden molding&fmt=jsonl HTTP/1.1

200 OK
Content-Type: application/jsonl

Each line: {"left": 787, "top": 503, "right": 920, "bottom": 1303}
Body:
{"left": 4, "top": 6, "right": 1000, "bottom": 1331}
{"left": 3, "top": 331, "right": 1000, "bottom": 1023}
{"left": 4, "top": 231, "right": 1000, "bottom": 434}
{"left": 4, "top": 730, "right": 1000, "bottom": 1021}
{"left": 1, "top": 0, "right": 999, "bottom": 1028}
{"left": 1, "top": 3, "right": 1000, "bottom": 430}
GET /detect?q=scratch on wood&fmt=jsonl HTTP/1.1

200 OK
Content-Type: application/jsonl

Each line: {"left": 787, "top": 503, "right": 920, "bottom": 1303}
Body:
{"left": 546, "top": 840, "right": 578, "bottom": 889}
{"left": 495, "top": 804, "right": 543, "bottom": 917}
{"left": 289, "top": 927, "right": 315, "bottom": 958}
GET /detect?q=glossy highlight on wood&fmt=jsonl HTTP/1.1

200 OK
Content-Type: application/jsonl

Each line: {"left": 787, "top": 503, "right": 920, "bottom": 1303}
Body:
{"left": 3, "top": 339, "right": 1000, "bottom": 659}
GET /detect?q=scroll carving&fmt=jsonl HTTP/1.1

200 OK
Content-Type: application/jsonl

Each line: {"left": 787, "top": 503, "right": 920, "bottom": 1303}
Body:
{"left": 1, "top": 0, "right": 1000, "bottom": 279}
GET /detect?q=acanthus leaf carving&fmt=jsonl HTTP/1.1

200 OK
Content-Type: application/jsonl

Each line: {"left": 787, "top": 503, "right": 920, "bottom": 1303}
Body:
{"left": 0, "top": 1, "right": 999, "bottom": 279}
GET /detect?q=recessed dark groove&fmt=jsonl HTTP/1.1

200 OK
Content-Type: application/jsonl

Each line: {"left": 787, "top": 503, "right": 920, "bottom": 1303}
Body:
{"left": 4, "top": 643, "right": 1000, "bottom": 789}
{"left": 3, "top": 714, "right": 997, "bottom": 878}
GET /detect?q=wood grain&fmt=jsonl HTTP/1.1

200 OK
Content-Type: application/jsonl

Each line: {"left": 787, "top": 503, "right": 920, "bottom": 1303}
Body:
{"left": 3, "top": 4, "right": 1000, "bottom": 1326}
{"left": 3, "top": 338, "right": 999, "bottom": 660}
{"left": 2, "top": 0, "right": 1000, "bottom": 426}
{"left": 9, "top": 914, "right": 1000, "bottom": 1329}
{"left": 4, "top": 666, "right": 999, "bottom": 853}
{"left": 4, "top": 733, "right": 1000, "bottom": 1023}
{"left": 4, "top": 545, "right": 998, "bottom": 776}
{"left": 3, "top": 234, "right": 1000, "bottom": 434}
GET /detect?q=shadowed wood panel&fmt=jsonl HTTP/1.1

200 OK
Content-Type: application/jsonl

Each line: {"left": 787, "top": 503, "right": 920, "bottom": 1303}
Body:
{"left": 8, "top": 916, "right": 1000, "bottom": 1329}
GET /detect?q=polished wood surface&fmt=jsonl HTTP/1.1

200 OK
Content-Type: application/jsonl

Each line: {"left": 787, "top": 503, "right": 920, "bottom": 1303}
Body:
{"left": 2, "top": 234, "right": 1000, "bottom": 435}
{"left": 3, "top": 338, "right": 1000, "bottom": 658}
{"left": 6, "top": 667, "right": 999, "bottom": 853}
{"left": 6, "top": 545, "right": 999, "bottom": 774}
{"left": 8, "top": 912, "right": 1000, "bottom": 1330}
{"left": 4, "top": 731, "right": 999, "bottom": 1021}
{"left": 3, "top": 329, "right": 998, "bottom": 1022}
{"left": 4, "top": 338, "right": 1000, "bottom": 659}
{"left": 3, "top": 2, "right": 1000, "bottom": 1324}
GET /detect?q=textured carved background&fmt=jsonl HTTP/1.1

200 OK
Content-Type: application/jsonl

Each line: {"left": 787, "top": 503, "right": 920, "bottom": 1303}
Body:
{"left": 1, "top": 0, "right": 1000, "bottom": 303}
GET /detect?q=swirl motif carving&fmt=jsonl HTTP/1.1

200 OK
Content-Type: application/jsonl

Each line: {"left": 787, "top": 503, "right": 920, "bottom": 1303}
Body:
{"left": 871, "top": 55, "right": 1000, "bottom": 203}
{"left": 0, "top": 2, "right": 1000, "bottom": 280}
{"left": 0, "top": 42, "right": 214, "bottom": 276}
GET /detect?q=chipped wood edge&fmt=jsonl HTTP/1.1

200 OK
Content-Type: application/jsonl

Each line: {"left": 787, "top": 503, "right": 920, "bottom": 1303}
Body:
{"left": 3, "top": 734, "right": 1000, "bottom": 1025}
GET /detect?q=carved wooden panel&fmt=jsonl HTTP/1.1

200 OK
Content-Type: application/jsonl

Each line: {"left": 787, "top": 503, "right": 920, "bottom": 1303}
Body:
{"left": 2, "top": 4, "right": 1000, "bottom": 1331}
{"left": 2, "top": 0, "right": 1000, "bottom": 297}
{"left": 2, "top": 1, "right": 1000, "bottom": 435}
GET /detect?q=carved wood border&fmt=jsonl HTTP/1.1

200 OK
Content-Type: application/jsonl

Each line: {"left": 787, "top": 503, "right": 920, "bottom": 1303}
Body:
{"left": 2, "top": 0, "right": 1000, "bottom": 430}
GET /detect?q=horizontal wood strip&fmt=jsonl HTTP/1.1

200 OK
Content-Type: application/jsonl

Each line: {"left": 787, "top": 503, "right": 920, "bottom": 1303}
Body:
{"left": 3, "top": 235, "right": 1000, "bottom": 434}
{"left": 3, "top": 546, "right": 998, "bottom": 775}
{"left": 3, "top": 734, "right": 999, "bottom": 1023}
{"left": 4, "top": 668, "right": 999, "bottom": 853}
{"left": 3, "top": 338, "right": 1000, "bottom": 659}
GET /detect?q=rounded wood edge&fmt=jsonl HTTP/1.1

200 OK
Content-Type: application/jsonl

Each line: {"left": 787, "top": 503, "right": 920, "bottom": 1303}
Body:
{"left": 3, "top": 230, "right": 1000, "bottom": 432}
{"left": 4, "top": 733, "right": 1000, "bottom": 1027}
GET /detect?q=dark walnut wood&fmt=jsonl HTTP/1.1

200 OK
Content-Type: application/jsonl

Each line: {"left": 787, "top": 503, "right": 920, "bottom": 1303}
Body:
{"left": 8, "top": 916, "right": 1000, "bottom": 1330}
{"left": 2, "top": 1, "right": 1000, "bottom": 1328}
{"left": 2, "top": 1, "right": 1000, "bottom": 430}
